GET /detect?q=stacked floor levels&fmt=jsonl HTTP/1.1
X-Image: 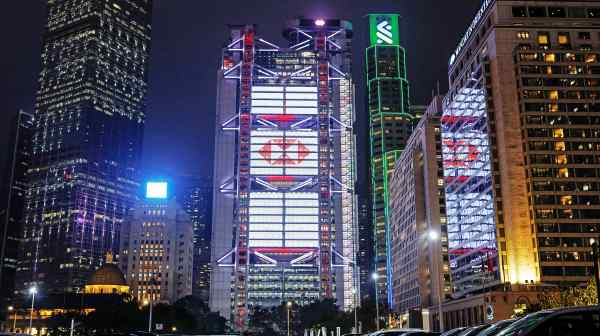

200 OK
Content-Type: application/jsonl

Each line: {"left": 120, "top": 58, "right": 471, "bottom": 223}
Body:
{"left": 210, "top": 19, "right": 358, "bottom": 328}
{"left": 441, "top": 0, "right": 600, "bottom": 299}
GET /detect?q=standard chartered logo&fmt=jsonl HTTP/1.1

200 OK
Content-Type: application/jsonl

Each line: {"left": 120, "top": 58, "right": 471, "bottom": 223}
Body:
{"left": 376, "top": 20, "right": 393, "bottom": 44}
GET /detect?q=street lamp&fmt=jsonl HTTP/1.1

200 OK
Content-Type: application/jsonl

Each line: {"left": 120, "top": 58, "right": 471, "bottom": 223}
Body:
{"left": 372, "top": 272, "right": 380, "bottom": 330}
{"left": 590, "top": 238, "right": 600, "bottom": 306}
{"left": 142, "top": 298, "right": 152, "bottom": 332}
{"left": 28, "top": 286, "right": 37, "bottom": 335}
{"left": 428, "top": 229, "right": 439, "bottom": 241}
{"left": 287, "top": 301, "right": 293, "bottom": 336}
{"left": 8, "top": 305, "right": 16, "bottom": 331}
{"left": 352, "top": 288, "right": 358, "bottom": 333}
{"left": 146, "top": 278, "right": 157, "bottom": 333}
{"left": 428, "top": 229, "right": 444, "bottom": 332}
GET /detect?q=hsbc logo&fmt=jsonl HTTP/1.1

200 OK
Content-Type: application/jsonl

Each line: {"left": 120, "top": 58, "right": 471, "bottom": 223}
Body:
{"left": 376, "top": 20, "right": 393, "bottom": 44}
{"left": 258, "top": 138, "right": 310, "bottom": 166}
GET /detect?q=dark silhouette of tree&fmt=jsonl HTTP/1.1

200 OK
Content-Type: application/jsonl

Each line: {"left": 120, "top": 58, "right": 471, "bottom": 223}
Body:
{"left": 298, "top": 299, "right": 349, "bottom": 332}
{"left": 247, "top": 306, "right": 280, "bottom": 336}
{"left": 83, "top": 295, "right": 145, "bottom": 333}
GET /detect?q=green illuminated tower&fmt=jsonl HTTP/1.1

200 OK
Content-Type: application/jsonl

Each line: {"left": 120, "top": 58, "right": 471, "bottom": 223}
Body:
{"left": 367, "top": 14, "right": 414, "bottom": 303}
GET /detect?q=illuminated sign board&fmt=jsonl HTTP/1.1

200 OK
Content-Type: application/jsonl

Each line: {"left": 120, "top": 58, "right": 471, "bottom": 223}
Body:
{"left": 368, "top": 14, "right": 400, "bottom": 46}
{"left": 250, "top": 130, "right": 319, "bottom": 176}
{"left": 146, "top": 182, "right": 168, "bottom": 199}
{"left": 449, "top": 0, "right": 492, "bottom": 66}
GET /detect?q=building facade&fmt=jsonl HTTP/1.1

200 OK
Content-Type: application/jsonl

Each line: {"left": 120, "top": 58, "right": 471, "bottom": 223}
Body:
{"left": 16, "top": 0, "right": 152, "bottom": 294}
{"left": 389, "top": 96, "right": 450, "bottom": 330}
{"left": 0, "top": 110, "right": 34, "bottom": 301}
{"left": 210, "top": 19, "right": 358, "bottom": 327}
{"left": 357, "top": 197, "right": 373, "bottom": 298}
{"left": 366, "top": 14, "right": 415, "bottom": 302}
{"left": 441, "top": 0, "right": 600, "bottom": 322}
{"left": 175, "top": 175, "right": 212, "bottom": 301}
{"left": 121, "top": 182, "right": 194, "bottom": 304}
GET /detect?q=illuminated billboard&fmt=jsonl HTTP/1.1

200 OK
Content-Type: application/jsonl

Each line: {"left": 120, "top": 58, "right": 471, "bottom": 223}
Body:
{"left": 441, "top": 84, "right": 499, "bottom": 295}
{"left": 368, "top": 14, "right": 400, "bottom": 46}
{"left": 250, "top": 130, "right": 318, "bottom": 176}
{"left": 251, "top": 86, "right": 318, "bottom": 115}
{"left": 247, "top": 84, "right": 323, "bottom": 250}
{"left": 146, "top": 181, "right": 168, "bottom": 199}
{"left": 248, "top": 192, "right": 320, "bottom": 248}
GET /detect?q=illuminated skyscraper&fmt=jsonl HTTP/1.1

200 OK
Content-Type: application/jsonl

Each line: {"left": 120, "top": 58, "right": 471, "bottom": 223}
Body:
{"left": 121, "top": 182, "right": 194, "bottom": 304}
{"left": 0, "top": 110, "right": 34, "bottom": 301}
{"left": 440, "top": 0, "right": 600, "bottom": 327}
{"left": 16, "top": 0, "right": 152, "bottom": 294}
{"left": 210, "top": 18, "right": 358, "bottom": 327}
{"left": 175, "top": 175, "right": 212, "bottom": 301}
{"left": 366, "top": 14, "right": 415, "bottom": 302}
{"left": 389, "top": 96, "right": 449, "bottom": 330}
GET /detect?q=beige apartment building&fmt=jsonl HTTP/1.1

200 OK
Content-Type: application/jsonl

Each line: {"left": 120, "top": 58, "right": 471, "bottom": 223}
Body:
{"left": 440, "top": 0, "right": 600, "bottom": 328}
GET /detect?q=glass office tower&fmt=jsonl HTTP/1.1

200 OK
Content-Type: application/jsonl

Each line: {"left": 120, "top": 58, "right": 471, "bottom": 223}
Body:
{"left": 211, "top": 18, "right": 358, "bottom": 328}
{"left": 0, "top": 111, "right": 34, "bottom": 301}
{"left": 366, "top": 14, "right": 415, "bottom": 303}
{"left": 176, "top": 175, "right": 212, "bottom": 301}
{"left": 16, "top": 0, "right": 152, "bottom": 294}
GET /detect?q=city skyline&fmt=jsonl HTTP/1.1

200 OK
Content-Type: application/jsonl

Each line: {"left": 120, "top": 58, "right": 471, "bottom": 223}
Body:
{"left": 0, "top": 0, "right": 482, "bottom": 186}
{"left": 15, "top": 0, "right": 153, "bottom": 294}
{"left": 2, "top": 1, "right": 600, "bottom": 335}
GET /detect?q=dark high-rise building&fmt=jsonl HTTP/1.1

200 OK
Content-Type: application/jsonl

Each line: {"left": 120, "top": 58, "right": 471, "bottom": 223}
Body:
{"left": 16, "top": 0, "right": 153, "bottom": 294}
{"left": 176, "top": 175, "right": 212, "bottom": 301}
{"left": 366, "top": 14, "right": 415, "bottom": 303}
{"left": 357, "top": 197, "right": 373, "bottom": 299}
{"left": 0, "top": 110, "right": 34, "bottom": 301}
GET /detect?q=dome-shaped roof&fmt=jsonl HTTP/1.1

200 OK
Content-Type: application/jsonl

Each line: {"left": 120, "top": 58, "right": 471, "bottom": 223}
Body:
{"left": 88, "top": 263, "right": 127, "bottom": 286}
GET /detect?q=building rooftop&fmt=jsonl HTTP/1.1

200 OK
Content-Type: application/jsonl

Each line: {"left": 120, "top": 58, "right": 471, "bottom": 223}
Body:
{"left": 87, "top": 262, "right": 127, "bottom": 286}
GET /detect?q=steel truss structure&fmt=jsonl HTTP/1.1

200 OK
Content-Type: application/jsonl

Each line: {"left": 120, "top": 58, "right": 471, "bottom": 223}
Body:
{"left": 212, "top": 21, "right": 358, "bottom": 329}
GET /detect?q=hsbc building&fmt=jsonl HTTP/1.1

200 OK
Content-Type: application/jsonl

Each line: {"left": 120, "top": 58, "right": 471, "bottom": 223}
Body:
{"left": 210, "top": 19, "right": 358, "bottom": 327}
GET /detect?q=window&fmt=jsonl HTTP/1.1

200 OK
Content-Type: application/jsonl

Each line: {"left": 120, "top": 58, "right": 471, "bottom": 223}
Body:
{"left": 517, "top": 31, "right": 530, "bottom": 39}
{"left": 538, "top": 32, "right": 550, "bottom": 46}
{"left": 588, "top": 8, "right": 600, "bottom": 18}
{"left": 560, "top": 195, "right": 572, "bottom": 205}
{"left": 578, "top": 32, "right": 591, "bottom": 40}
{"left": 559, "top": 168, "right": 569, "bottom": 178}
{"left": 558, "top": 33, "right": 570, "bottom": 46}
{"left": 512, "top": 6, "right": 527, "bottom": 17}
{"left": 529, "top": 7, "right": 547, "bottom": 17}
{"left": 568, "top": 7, "right": 586, "bottom": 18}
{"left": 585, "top": 53, "right": 598, "bottom": 63}
{"left": 548, "top": 7, "right": 566, "bottom": 18}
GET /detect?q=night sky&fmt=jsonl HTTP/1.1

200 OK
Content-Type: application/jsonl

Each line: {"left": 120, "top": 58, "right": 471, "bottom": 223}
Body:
{"left": 0, "top": 0, "right": 481, "bottom": 192}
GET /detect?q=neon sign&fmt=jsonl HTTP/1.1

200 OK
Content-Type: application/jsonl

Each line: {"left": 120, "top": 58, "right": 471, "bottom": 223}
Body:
{"left": 146, "top": 182, "right": 167, "bottom": 199}
{"left": 368, "top": 14, "right": 400, "bottom": 46}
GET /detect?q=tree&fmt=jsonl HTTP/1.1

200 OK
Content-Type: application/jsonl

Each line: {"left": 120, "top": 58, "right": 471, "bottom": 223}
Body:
{"left": 172, "top": 295, "right": 228, "bottom": 334}
{"left": 247, "top": 306, "right": 280, "bottom": 336}
{"left": 297, "top": 299, "right": 354, "bottom": 333}
{"left": 82, "top": 294, "right": 145, "bottom": 333}
{"left": 539, "top": 279, "right": 598, "bottom": 309}
{"left": 356, "top": 297, "right": 378, "bottom": 332}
